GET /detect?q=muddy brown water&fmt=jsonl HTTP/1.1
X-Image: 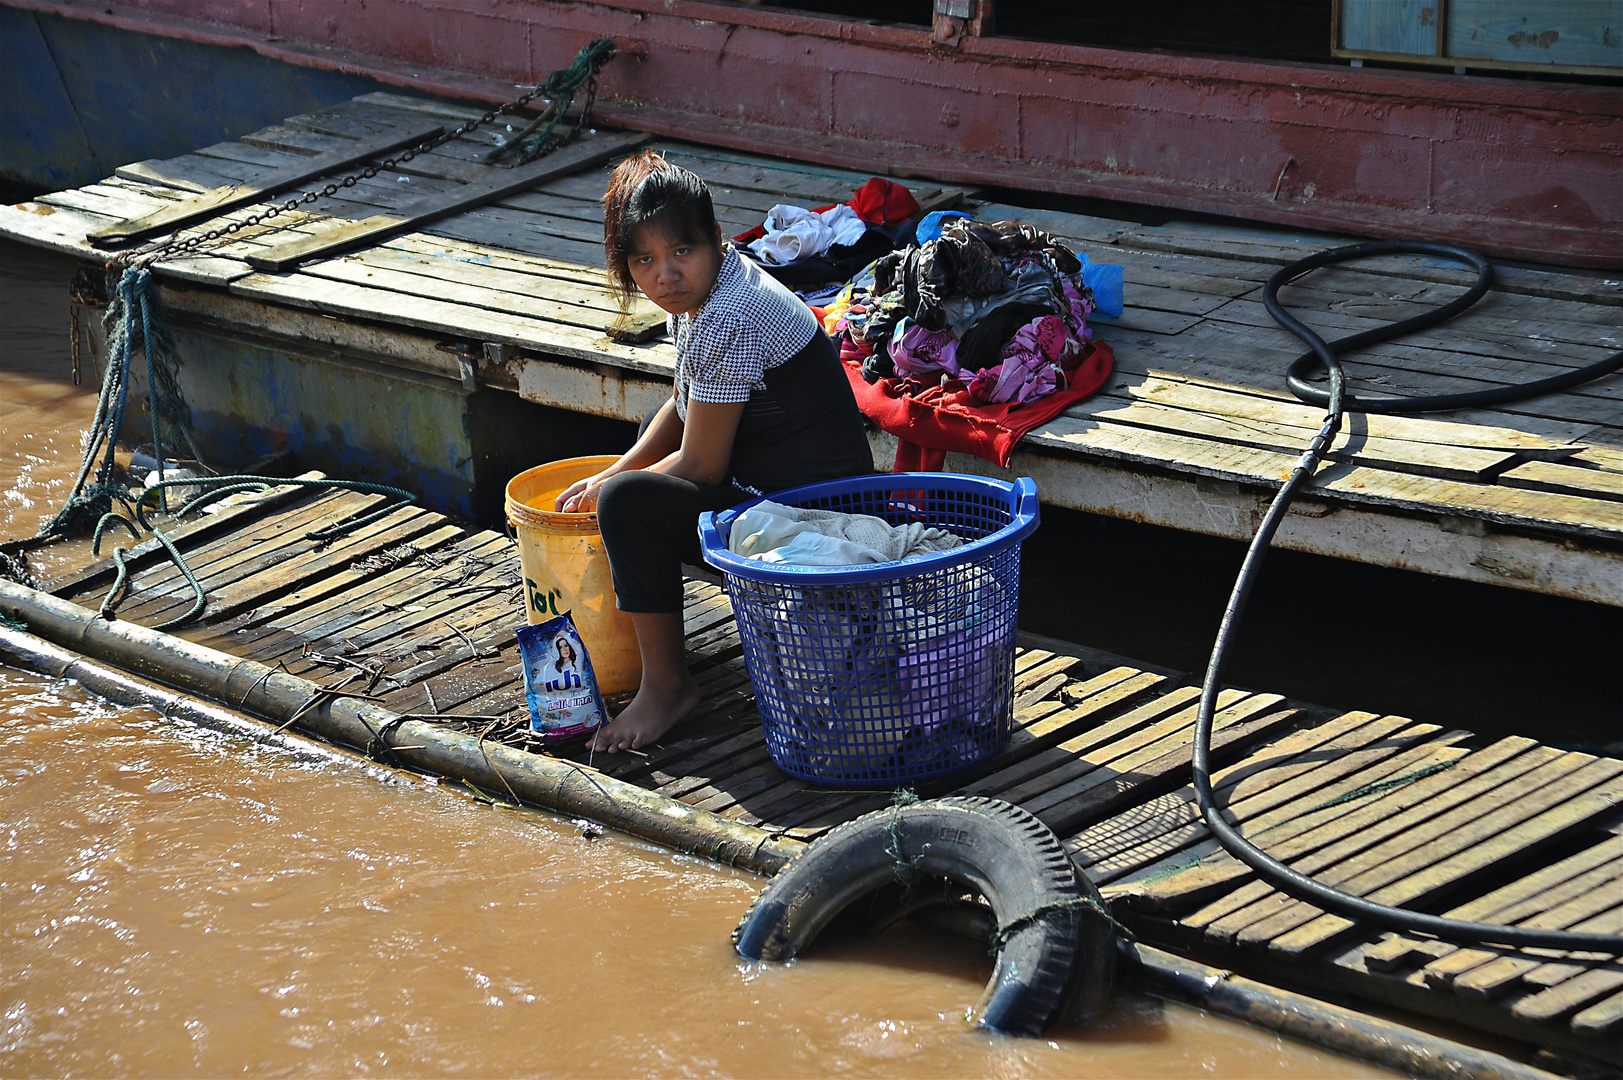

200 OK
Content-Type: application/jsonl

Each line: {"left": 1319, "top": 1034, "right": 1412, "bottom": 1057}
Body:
{"left": 1, "top": 234, "right": 1539, "bottom": 1076}
{"left": 0, "top": 670, "right": 1391, "bottom": 1077}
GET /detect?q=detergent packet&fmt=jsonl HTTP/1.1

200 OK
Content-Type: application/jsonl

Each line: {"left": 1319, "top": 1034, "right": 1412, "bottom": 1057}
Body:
{"left": 517, "top": 611, "right": 608, "bottom": 741}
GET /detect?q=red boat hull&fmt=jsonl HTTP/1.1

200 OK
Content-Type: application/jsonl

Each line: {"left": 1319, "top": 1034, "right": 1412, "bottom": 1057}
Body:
{"left": 15, "top": 0, "right": 1623, "bottom": 267}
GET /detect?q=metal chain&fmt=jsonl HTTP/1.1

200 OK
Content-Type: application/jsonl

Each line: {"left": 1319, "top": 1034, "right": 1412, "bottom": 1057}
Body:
{"left": 112, "top": 62, "right": 605, "bottom": 271}
{"left": 70, "top": 304, "right": 83, "bottom": 386}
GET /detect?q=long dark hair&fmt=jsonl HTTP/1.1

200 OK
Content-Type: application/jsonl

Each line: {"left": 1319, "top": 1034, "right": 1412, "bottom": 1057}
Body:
{"left": 602, "top": 150, "right": 720, "bottom": 305}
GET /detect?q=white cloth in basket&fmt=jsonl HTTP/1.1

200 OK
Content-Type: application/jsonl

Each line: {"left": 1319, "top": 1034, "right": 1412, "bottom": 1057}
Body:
{"left": 728, "top": 500, "right": 963, "bottom": 566}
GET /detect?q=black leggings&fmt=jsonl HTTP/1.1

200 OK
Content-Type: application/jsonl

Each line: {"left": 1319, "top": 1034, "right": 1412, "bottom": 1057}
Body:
{"left": 596, "top": 470, "right": 736, "bottom": 614}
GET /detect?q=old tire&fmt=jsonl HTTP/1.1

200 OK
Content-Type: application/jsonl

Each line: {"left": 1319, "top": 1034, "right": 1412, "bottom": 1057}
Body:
{"left": 733, "top": 796, "right": 1116, "bottom": 1035}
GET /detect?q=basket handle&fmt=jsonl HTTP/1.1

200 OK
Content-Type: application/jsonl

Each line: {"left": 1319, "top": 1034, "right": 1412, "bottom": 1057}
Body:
{"left": 697, "top": 509, "right": 729, "bottom": 568}
{"left": 1013, "top": 476, "right": 1040, "bottom": 532}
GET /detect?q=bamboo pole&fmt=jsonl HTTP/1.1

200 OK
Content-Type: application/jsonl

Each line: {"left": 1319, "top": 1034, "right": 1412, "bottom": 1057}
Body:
{"left": 0, "top": 581, "right": 804, "bottom": 875}
{"left": 1126, "top": 944, "right": 1559, "bottom": 1080}
{"left": 0, "top": 625, "right": 395, "bottom": 777}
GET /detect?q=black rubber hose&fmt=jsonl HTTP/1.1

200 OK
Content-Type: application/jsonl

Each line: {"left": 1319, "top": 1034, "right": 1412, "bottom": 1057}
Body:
{"left": 1192, "top": 240, "right": 1623, "bottom": 953}
{"left": 1275, "top": 241, "right": 1623, "bottom": 412}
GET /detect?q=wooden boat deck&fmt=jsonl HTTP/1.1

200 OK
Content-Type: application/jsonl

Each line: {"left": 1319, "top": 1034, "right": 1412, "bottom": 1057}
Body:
{"left": 1, "top": 91, "right": 1620, "bottom": 604}
{"left": 32, "top": 484, "right": 1621, "bottom": 1066}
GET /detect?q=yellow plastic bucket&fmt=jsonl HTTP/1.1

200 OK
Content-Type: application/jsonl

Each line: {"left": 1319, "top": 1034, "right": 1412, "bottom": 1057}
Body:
{"left": 505, "top": 455, "right": 641, "bottom": 697}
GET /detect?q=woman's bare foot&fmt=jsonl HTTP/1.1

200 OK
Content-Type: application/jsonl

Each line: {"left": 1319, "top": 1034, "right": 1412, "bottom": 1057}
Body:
{"left": 587, "top": 674, "right": 700, "bottom": 753}
{"left": 587, "top": 610, "right": 698, "bottom": 753}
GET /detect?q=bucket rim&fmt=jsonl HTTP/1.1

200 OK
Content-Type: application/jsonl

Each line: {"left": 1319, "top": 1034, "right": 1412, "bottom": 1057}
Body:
{"left": 505, "top": 455, "right": 623, "bottom": 529}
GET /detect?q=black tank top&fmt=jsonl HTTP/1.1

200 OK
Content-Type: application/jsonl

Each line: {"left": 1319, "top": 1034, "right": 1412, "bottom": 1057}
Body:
{"left": 727, "top": 329, "right": 875, "bottom": 496}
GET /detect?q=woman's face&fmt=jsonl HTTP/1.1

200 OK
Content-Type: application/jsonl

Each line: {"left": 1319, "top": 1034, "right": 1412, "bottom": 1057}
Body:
{"left": 627, "top": 222, "right": 723, "bottom": 317}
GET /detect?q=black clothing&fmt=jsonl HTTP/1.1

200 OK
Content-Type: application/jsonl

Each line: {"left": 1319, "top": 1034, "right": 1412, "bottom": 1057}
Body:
{"left": 597, "top": 471, "right": 738, "bottom": 614}
{"left": 597, "top": 329, "right": 874, "bottom": 614}
{"left": 728, "top": 328, "right": 874, "bottom": 496}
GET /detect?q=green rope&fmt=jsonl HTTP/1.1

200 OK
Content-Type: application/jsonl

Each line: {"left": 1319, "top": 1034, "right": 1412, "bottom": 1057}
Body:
{"left": 0, "top": 609, "right": 26, "bottom": 632}
{"left": 97, "top": 527, "right": 206, "bottom": 628}
{"left": 172, "top": 481, "right": 271, "bottom": 516}
{"left": 135, "top": 270, "right": 203, "bottom": 508}
{"left": 1305, "top": 759, "right": 1459, "bottom": 814}
{"left": 99, "top": 548, "right": 132, "bottom": 620}
{"left": 989, "top": 893, "right": 1132, "bottom": 953}
{"left": 148, "top": 529, "right": 207, "bottom": 630}
{"left": 483, "top": 39, "right": 616, "bottom": 166}
{"left": 92, "top": 512, "right": 141, "bottom": 555}
{"left": 40, "top": 266, "right": 194, "bottom": 541}
{"left": 137, "top": 475, "right": 416, "bottom": 543}
{"left": 885, "top": 788, "right": 925, "bottom": 893}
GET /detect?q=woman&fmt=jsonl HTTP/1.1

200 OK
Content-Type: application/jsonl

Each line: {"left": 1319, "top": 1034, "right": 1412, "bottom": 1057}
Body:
{"left": 552, "top": 636, "right": 579, "bottom": 681}
{"left": 556, "top": 152, "right": 873, "bottom": 753}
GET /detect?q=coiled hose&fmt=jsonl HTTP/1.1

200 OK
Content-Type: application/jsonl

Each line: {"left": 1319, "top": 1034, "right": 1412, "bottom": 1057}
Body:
{"left": 1192, "top": 240, "right": 1623, "bottom": 952}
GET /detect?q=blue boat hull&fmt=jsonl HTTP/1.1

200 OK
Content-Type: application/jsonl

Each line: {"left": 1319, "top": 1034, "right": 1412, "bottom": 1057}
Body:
{"left": 1, "top": 6, "right": 398, "bottom": 192}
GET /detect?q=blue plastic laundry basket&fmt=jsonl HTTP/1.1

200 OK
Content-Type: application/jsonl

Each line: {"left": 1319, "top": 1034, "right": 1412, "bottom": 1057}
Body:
{"left": 698, "top": 473, "right": 1040, "bottom": 788}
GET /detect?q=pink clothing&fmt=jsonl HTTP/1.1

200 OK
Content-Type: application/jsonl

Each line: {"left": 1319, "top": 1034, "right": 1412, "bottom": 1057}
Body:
{"left": 888, "top": 320, "right": 962, "bottom": 379}
{"left": 968, "top": 314, "right": 1079, "bottom": 404}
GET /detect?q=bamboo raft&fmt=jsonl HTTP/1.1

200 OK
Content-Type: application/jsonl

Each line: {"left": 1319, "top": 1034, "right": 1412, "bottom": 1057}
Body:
{"left": 4, "top": 484, "right": 1615, "bottom": 1069}
{"left": 1, "top": 91, "right": 1619, "bottom": 602}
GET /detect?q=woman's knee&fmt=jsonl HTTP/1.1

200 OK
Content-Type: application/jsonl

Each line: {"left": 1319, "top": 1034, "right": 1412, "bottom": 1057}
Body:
{"left": 596, "top": 470, "right": 651, "bottom": 536}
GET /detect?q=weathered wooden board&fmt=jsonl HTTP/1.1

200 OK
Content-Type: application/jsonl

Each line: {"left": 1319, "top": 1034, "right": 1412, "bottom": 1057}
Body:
{"left": 1026, "top": 414, "right": 1623, "bottom": 538}
{"left": 1111, "top": 737, "right": 1547, "bottom": 911}
{"left": 46, "top": 473, "right": 330, "bottom": 597}
{"left": 1499, "top": 460, "right": 1623, "bottom": 503}
{"left": 1071, "top": 717, "right": 1472, "bottom": 887}
{"left": 245, "top": 131, "right": 653, "bottom": 271}
{"left": 61, "top": 489, "right": 366, "bottom": 611}
{"left": 87, "top": 122, "right": 445, "bottom": 246}
{"left": 227, "top": 270, "right": 673, "bottom": 374}
{"left": 1249, "top": 763, "right": 1623, "bottom": 956}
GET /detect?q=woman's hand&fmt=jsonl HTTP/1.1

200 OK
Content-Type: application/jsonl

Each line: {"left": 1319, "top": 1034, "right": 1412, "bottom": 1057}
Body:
{"left": 556, "top": 473, "right": 608, "bottom": 513}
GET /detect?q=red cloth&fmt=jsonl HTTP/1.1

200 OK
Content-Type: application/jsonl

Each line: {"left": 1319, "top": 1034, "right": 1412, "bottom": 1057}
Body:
{"left": 731, "top": 178, "right": 921, "bottom": 244}
{"left": 848, "top": 178, "right": 920, "bottom": 226}
{"left": 843, "top": 341, "right": 1115, "bottom": 472}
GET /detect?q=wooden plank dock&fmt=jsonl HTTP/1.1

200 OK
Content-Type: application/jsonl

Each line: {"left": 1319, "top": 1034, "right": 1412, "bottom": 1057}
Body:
{"left": 1, "top": 90, "right": 1619, "bottom": 603}
{"left": 13, "top": 486, "right": 1616, "bottom": 1067}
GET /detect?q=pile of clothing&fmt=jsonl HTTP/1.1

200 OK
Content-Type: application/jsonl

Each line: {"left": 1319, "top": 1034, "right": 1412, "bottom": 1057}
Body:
{"left": 821, "top": 215, "right": 1122, "bottom": 471}
{"left": 826, "top": 215, "right": 1120, "bottom": 406}
{"left": 738, "top": 185, "right": 1125, "bottom": 472}
{"left": 734, "top": 177, "right": 922, "bottom": 291}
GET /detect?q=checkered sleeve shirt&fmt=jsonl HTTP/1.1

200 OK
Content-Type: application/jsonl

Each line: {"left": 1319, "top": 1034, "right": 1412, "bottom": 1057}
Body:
{"left": 670, "top": 245, "right": 818, "bottom": 419}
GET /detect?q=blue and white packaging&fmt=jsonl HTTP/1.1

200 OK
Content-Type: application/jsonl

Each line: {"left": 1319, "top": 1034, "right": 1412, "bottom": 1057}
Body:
{"left": 517, "top": 611, "right": 608, "bottom": 741}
